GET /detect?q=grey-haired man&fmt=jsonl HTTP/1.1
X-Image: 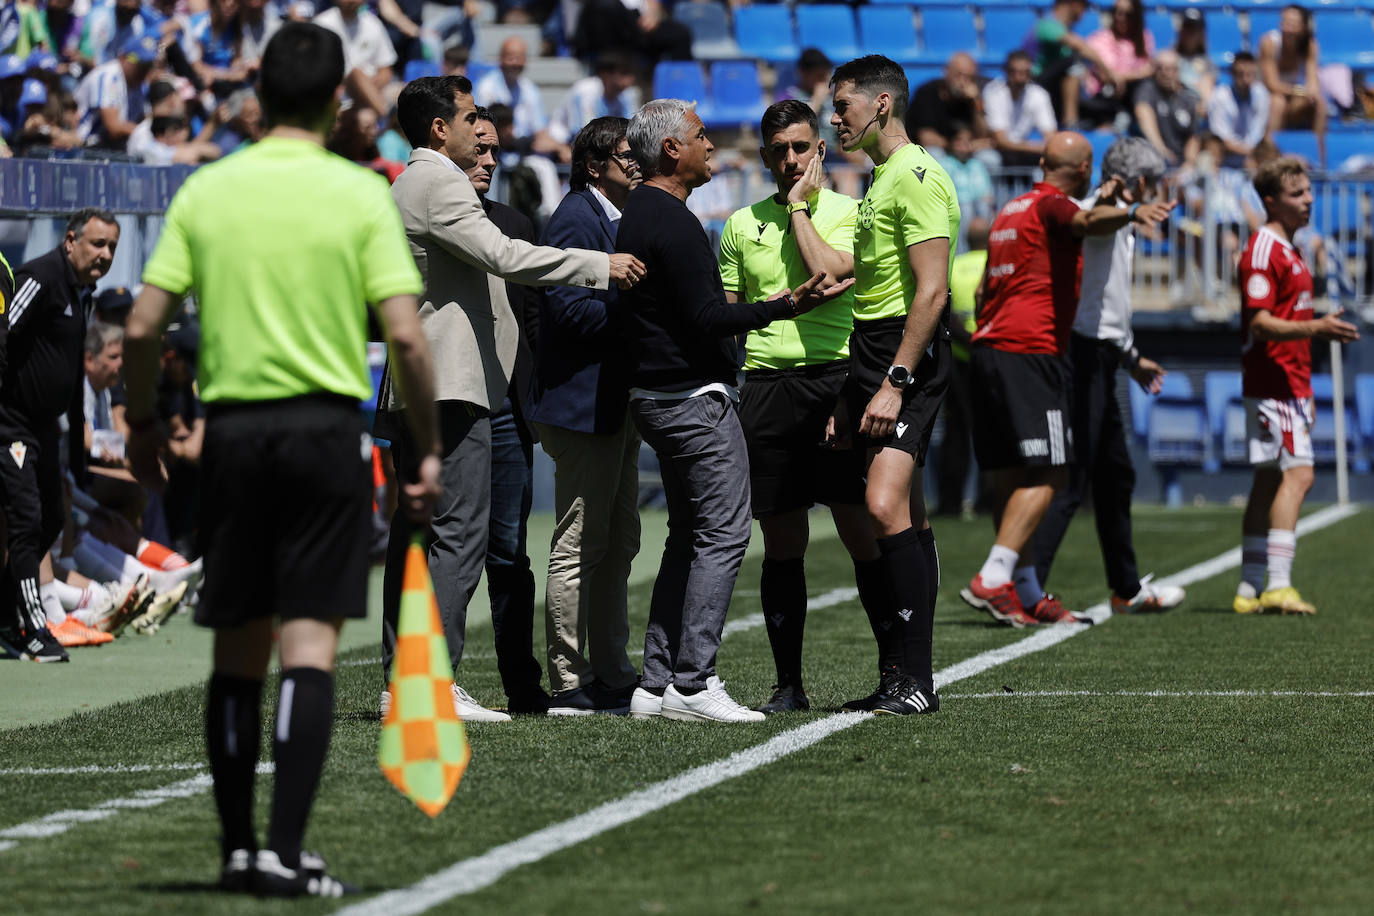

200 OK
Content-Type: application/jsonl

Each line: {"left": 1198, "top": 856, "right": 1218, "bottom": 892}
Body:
{"left": 1029, "top": 137, "right": 1186, "bottom": 613}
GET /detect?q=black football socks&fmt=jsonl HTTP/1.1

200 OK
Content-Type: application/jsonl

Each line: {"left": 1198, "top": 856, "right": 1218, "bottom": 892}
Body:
{"left": 268, "top": 667, "right": 334, "bottom": 870}
{"left": 878, "top": 528, "right": 934, "bottom": 692}
{"left": 760, "top": 556, "right": 807, "bottom": 689}
{"left": 206, "top": 673, "right": 263, "bottom": 858}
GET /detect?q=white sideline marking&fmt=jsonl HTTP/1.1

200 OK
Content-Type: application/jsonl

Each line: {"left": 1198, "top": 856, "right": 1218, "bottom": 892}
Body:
{"left": 0, "top": 762, "right": 206, "bottom": 777}
{"left": 947, "top": 689, "right": 1374, "bottom": 699}
{"left": 0, "top": 763, "right": 272, "bottom": 854}
{"left": 336, "top": 503, "right": 1361, "bottom": 916}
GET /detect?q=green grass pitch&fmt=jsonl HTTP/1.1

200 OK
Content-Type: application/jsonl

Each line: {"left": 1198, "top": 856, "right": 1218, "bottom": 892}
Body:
{"left": 2, "top": 504, "right": 1371, "bottom": 915}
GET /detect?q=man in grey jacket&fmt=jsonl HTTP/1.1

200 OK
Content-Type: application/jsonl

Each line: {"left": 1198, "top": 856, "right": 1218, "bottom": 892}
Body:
{"left": 379, "top": 74, "right": 645, "bottom": 723}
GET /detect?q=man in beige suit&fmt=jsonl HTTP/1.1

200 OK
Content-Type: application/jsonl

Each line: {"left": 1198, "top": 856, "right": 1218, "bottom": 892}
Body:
{"left": 379, "top": 74, "right": 645, "bottom": 723}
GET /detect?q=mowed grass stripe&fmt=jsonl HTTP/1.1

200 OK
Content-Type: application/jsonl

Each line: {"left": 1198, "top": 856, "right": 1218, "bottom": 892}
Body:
{"left": 338, "top": 503, "right": 1361, "bottom": 916}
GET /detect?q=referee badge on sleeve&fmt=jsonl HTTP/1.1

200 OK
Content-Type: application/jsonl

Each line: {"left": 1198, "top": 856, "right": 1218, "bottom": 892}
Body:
{"left": 9, "top": 441, "right": 26, "bottom": 468}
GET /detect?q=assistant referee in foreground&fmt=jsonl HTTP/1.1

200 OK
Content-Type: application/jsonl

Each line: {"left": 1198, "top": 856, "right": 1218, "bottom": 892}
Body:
{"left": 123, "top": 23, "right": 442, "bottom": 897}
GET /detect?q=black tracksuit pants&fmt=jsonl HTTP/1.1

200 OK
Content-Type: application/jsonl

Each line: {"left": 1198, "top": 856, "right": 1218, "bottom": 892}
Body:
{"left": 1031, "top": 334, "right": 1142, "bottom": 600}
{"left": 0, "top": 410, "right": 64, "bottom": 631}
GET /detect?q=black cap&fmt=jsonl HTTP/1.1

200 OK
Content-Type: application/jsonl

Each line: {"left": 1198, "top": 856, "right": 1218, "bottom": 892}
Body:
{"left": 95, "top": 286, "right": 134, "bottom": 322}
{"left": 1182, "top": 8, "right": 1205, "bottom": 24}
{"left": 164, "top": 320, "right": 200, "bottom": 365}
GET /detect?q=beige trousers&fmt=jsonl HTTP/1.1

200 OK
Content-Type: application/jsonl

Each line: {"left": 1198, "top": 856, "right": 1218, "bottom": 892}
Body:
{"left": 536, "top": 413, "right": 641, "bottom": 692}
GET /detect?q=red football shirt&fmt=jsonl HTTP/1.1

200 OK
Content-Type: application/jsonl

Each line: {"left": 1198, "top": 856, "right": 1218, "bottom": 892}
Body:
{"left": 1240, "top": 226, "right": 1314, "bottom": 399}
{"left": 973, "top": 182, "right": 1083, "bottom": 355}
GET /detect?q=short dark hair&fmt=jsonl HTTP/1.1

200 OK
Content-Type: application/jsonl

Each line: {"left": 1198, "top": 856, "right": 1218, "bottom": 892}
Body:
{"left": 475, "top": 105, "right": 494, "bottom": 126}
{"left": 1231, "top": 50, "right": 1257, "bottom": 69}
{"left": 258, "top": 22, "right": 345, "bottom": 128}
{"left": 396, "top": 74, "right": 473, "bottom": 148}
{"left": 798, "top": 47, "right": 831, "bottom": 72}
{"left": 570, "top": 116, "right": 629, "bottom": 191}
{"left": 147, "top": 80, "right": 177, "bottom": 108}
{"left": 830, "top": 55, "right": 909, "bottom": 119}
{"left": 488, "top": 102, "right": 515, "bottom": 130}
{"left": 759, "top": 99, "right": 817, "bottom": 143}
{"left": 66, "top": 207, "right": 118, "bottom": 239}
{"left": 594, "top": 51, "right": 633, "bottom": 75}
{"left": 1005, "top": 50, "right": 1032, "bottom": 70}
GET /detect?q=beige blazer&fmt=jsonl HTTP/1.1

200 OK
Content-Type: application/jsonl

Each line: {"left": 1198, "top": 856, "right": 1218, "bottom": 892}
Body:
{"left": 386, "top": 147, "right": 610, "bottom": 411}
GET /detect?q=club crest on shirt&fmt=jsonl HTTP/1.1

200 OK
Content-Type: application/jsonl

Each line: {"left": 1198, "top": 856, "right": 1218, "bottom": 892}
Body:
{"left": 9, "top": 441, "right": 26, "bottom": 468}
{"left": 859, "top": 201, "right": 875, "bottom": 230}
{"left": 1246, "top": 274, "right": 1271, "bottom": 301}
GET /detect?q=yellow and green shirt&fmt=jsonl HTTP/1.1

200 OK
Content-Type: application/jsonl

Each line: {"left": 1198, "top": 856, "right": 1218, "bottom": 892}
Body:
{"left": 853, "top": 142, "right": 960, "bottom": 322}
{"left": 718, "top": 187, "right": 858, "bottom": 370}
{"left": 142, "top": 138, "right": 422, "bottom": 404}
{"left": 948, "top": 248, "right": 987, "bottom": 363}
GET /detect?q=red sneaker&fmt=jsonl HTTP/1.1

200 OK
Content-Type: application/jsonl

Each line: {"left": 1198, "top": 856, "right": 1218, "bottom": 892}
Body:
{"left": 960, "top": 575, "right": 1037, "bottom": 628}
{"left": 1029, "top": 593, "right": 1090, "bottom": 625}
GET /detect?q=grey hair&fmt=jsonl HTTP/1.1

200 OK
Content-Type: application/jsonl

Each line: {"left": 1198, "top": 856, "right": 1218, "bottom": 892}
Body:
{"left": 84, "top": 320, "right": 123, "bottom": 356}
{"left": 627, "top": 98, "right": 695, "bottom": 179}
{"left": 1102, "top": 137, "right": 1167, "bottom": 185}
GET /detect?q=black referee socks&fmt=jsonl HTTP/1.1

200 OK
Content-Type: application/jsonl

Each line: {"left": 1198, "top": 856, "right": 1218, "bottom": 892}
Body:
{"left": 760, "top": 557, "right": 807, "bottom": 689}
{"left": 854, "top": 556, "right": 903, "bottom": 674}
{"left": 268, "top": 667, "right": 335, "bottom": 870}
{"left": 917, "top": 527, "right": 940, "bottom": 610}
{"left": 878, "top": 528, "right": 934, "bottom": 693}
{"left": 206, "top": 673, "right": 263, "bottom": 858}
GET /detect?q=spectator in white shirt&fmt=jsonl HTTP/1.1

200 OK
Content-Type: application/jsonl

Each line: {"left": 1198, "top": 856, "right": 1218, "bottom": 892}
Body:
{"left": 75, "top": 32, "right": 158, "bottom": 150}
{"left": 474, "top": 36, "right": 566, "bottom": 160}
{"left": 314, "top": 0, "right": 396, "bottom": 112}
{"left": 983, "top": 51, "right": 1058, "bottom": 168}
{"left": 1206, "top": 52, "right": 1270, "bottom": 170}
{"left": 127, "top": 80, "right": 223, "bottom": 164}
{"left": 548, "top": 51, "right": 639, "bottom": 146}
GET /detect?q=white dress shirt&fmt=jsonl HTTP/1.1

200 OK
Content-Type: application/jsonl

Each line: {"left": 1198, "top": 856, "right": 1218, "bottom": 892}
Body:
{"left": 1073, "top": 194, "right": 1135, "bottom": 352}
{"left": 982, "top": 79, "right": 1058, "bottom": 144}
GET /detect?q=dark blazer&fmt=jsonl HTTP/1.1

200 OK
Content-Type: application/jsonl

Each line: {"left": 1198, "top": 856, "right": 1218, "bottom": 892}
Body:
{"left": 528, "top": 187, "right": 628, "bottom": 435}
{"left": 483, "top": 196, "right": 541, "bottom": 445}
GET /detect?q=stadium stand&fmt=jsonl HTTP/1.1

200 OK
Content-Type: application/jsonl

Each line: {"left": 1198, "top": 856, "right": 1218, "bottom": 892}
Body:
{"left": 653, "top": 60, "right": 708, "bottom": 113}
{"left": 707, "top": 61, "right": 766, "bottom": 127}
{"left": 918, "top": 9, "right": 980, "bottom": 63}
{"left": 674, "top": 1, "right": 738, "bottom": 61}
{"left": 982, "top": 10, "right": 1039, "bottom": 66}
{"left": 733, "top": 6, "right": 799, "bottom": 63}
{"left": 858, "top": 7, "right": 923, "bottom": 65}
{"left": 1312, "top": 10, "right": 1374, "bottom": 67}
{"left": 796, "top": 5, "right": 861, "bottom": 64}
{"left": 1311, "top": 373, "right": 1364, "bottom": 468}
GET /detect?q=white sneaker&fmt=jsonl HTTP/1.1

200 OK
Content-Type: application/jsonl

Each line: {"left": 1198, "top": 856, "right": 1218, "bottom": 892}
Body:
{"left": 70, "top": 581, "right": 118, "bottom": 628}
{"left": 1111, "top": 573, "right": 1185, "bottom": 614}
{"left": 147, "top": 558, "right": 204, "bottom": 596}
{"left": 452, "top": 684, "right": 511, "bottom": 722}
{"left": 629, "top": 686, "right": 663, "bottom": 719}
{"left": 661, "top": 676, "right": 765, "bottom": 723}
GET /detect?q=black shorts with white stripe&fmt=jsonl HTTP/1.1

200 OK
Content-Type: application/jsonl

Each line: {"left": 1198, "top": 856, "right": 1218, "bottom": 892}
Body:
{"left": 968, "top": 346, "right": 1074, "bottom": 471}
{"left": 844, "top": 315, "right": 952, "bottom": 467}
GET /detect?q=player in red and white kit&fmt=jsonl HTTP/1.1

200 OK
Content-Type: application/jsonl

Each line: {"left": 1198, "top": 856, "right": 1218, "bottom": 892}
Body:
{"left": 1233, "top": 158, "right": 1358, "bottom": 615}
{"left": 961, "top": 132, "right": 1173, "bottom": 626}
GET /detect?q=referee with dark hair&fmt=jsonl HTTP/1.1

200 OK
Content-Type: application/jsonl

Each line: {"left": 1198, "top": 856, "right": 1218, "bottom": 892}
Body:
{"left": 0, "top": 208, "right": 120, "bottom": 663}
{"left": 718, "top": 98, "right": 875, "bottom": 713}
{"left": 124, "top": 22, "right": 441, "bottom": 896}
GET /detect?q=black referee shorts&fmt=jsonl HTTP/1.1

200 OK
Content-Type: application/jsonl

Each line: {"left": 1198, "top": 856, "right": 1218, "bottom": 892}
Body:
{"left": 969, "top": 346, "right": 1074, "bottom": 471}
{"left": 844, "top": 315, "right": 951, "bottom": 467}
{"left": 739, "top": 359, "right": 866, "bottom": 518}
{"left": 196, "top": 394, "right": 373, "bottom": 629}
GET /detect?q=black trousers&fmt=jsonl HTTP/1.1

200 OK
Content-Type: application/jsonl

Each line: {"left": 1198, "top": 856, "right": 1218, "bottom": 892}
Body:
{"left": 936, "top": 357, "right": 975, "bottom": 516}
{"left": 1031, "top": 334, "right": 1141, "bottom": 599}
{"left": 0, "top": 412, "right": 64, "bottom": 628}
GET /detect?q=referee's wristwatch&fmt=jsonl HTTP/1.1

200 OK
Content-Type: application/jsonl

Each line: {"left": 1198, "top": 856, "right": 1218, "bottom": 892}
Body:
{"left": 886, "top": 364, "right": 914, "bottom": 389}
{"left": 786, "top": 199, "right": 811, "bottom": 218}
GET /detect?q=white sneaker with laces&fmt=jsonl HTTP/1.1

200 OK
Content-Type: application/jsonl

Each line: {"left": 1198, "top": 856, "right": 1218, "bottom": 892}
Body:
{"left": 661, "top": 676, "right": 765, "bottom": 723}
{"left": 452, "top": 684, "right": 512, "bottom": 722}
{"left": 629, "top": 686, "right": 663, "bottom": 719}
{"left": 1111, "top": 573, "right": 1186, "bottom": 614}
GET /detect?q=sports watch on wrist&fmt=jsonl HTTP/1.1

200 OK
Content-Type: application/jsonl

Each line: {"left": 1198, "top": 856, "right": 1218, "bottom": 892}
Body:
{"left": 786, "top": 199, "right": 811, "bottom": 217}
{"left": 886, "top": 364, "right": 914, "bottom": 388}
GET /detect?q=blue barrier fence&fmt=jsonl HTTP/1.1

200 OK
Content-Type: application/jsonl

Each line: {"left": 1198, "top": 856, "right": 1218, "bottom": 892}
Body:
{"left": 0, "top": 159, "right": 195, "bottom": 216}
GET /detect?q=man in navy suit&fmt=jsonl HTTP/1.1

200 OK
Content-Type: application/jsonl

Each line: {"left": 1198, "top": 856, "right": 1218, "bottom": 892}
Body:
{"left": 531, "top": 117, "right": 643, "bottom": 716}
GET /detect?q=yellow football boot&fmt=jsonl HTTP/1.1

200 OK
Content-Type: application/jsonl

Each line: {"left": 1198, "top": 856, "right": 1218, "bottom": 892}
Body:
{"left": 1259, "top": 586, "right": 1316, "bottom": 615}
{"left": 1232, "top": 593, "right": 1264, "bottom": 614}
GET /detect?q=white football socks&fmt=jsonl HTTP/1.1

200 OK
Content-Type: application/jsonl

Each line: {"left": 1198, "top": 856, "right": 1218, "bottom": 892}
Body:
{"left": 978, "top": 545, "right": 1019, "bottom": 588}
{"left": 1266, "top": 528, "right": 1296, "bottom": 591}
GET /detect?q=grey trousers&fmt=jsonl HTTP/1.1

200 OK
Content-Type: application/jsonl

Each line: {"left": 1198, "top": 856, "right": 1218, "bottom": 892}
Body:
{"left": 630, "top": 392, "right": 752, "bottom": 691}
{"left": 382, "top": 402, "right": 491, "bottom": 679}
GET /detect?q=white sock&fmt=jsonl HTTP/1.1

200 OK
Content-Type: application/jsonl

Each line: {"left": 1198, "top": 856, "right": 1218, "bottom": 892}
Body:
{"left": 121, "top": 554, "right": 149, "bottom": 583}
{"left": 1266, "top": 529, "right": 1296, "bottom": 591}
{"left": 1237, "top": 535, "right": 1267, "bottom": 598}
{"left": 1013, "top": 566, "right": 1043, "bottom": 608}
{"left": 39, "top": 584, "right": 67, "bottom": 625}
{"left": 147, "top": 557, "right": 202, "bottom": 594}
{"left": 978, "top": 545, "right": 1019, "bottom": 588}
{"left": 48, "top": 578, "right": 85, "bottom": 610}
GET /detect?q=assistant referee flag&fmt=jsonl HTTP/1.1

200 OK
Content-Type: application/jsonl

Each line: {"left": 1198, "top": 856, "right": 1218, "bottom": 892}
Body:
{"left": 379, "top": 535, "right": 471, "bottom": 817}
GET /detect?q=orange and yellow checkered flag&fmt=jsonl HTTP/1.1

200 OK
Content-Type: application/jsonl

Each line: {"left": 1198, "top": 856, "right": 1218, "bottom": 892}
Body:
{"left": 379, "top": 534, "right": 471, "bottom": 817}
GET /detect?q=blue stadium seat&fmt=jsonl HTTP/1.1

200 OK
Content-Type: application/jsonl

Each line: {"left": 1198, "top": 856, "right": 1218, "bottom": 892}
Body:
{"left": 1273, "top": 130, "right": 1320, "bottom": 166}
{"left": 1309, "top": 373, "right": 1361, "bottom": 466}
{"left": 904, "top": 65, "right": 944, "bottom": 95}
{"left": 706, "top": 60, "right": 764, "bottom": 127}
{"left": 1204, "top": 370, "right": 1243, "bottom": 440}
{"left": 1308, "top": 182, "right": 1364, "bottom": 240}
{"left": 1074, "top": 9, "right": 1102, "bottom": 40}
{"left": 674, "top": 1, "right": 738, "bottom": 61}
{"left": 1148, "top": 398, "right": 1209, "bottom": 466}
{"left": 653, "top": 61, "right": 709, "bottom": 111}
{"left": 982, "top": 10, "right": 1038, "bottom": 66}
{"left": 1314, "top": 11, "right": 1374, "bottom": 66}
{"left": 1247, "top": 10, "right": 1281, "bottom": 51}
{"left": 467, "top": 61, "right": 496, "bottom": 87}
{"left": 1326, "top": 131, "right": 1373, "bottom": 170}
{"left": 1129, "top": 377, "right": 1152, "bottom": 442}
{"left": 1146, "top": 11, "right": 1176, "bottom": 51}
{"left": 403, "top": 59, "right": 440, "bottom": 83}
{"left": 734, "top": 6, "right": 798, "bottom": 63}
{"left": 858, "top": 6, "right": 922, "bottom": 64}
{"left": 1355, "top": 373, "right": 1374, "bottom": 443}
{"left": 1205, "top": 13, "right": 1244, "bottom": 66}
{"left": 796, "top": 5, "right": 860, "bottom": 63}
{"left": 919, "top": 9, "right": 979, "bottom": 62}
